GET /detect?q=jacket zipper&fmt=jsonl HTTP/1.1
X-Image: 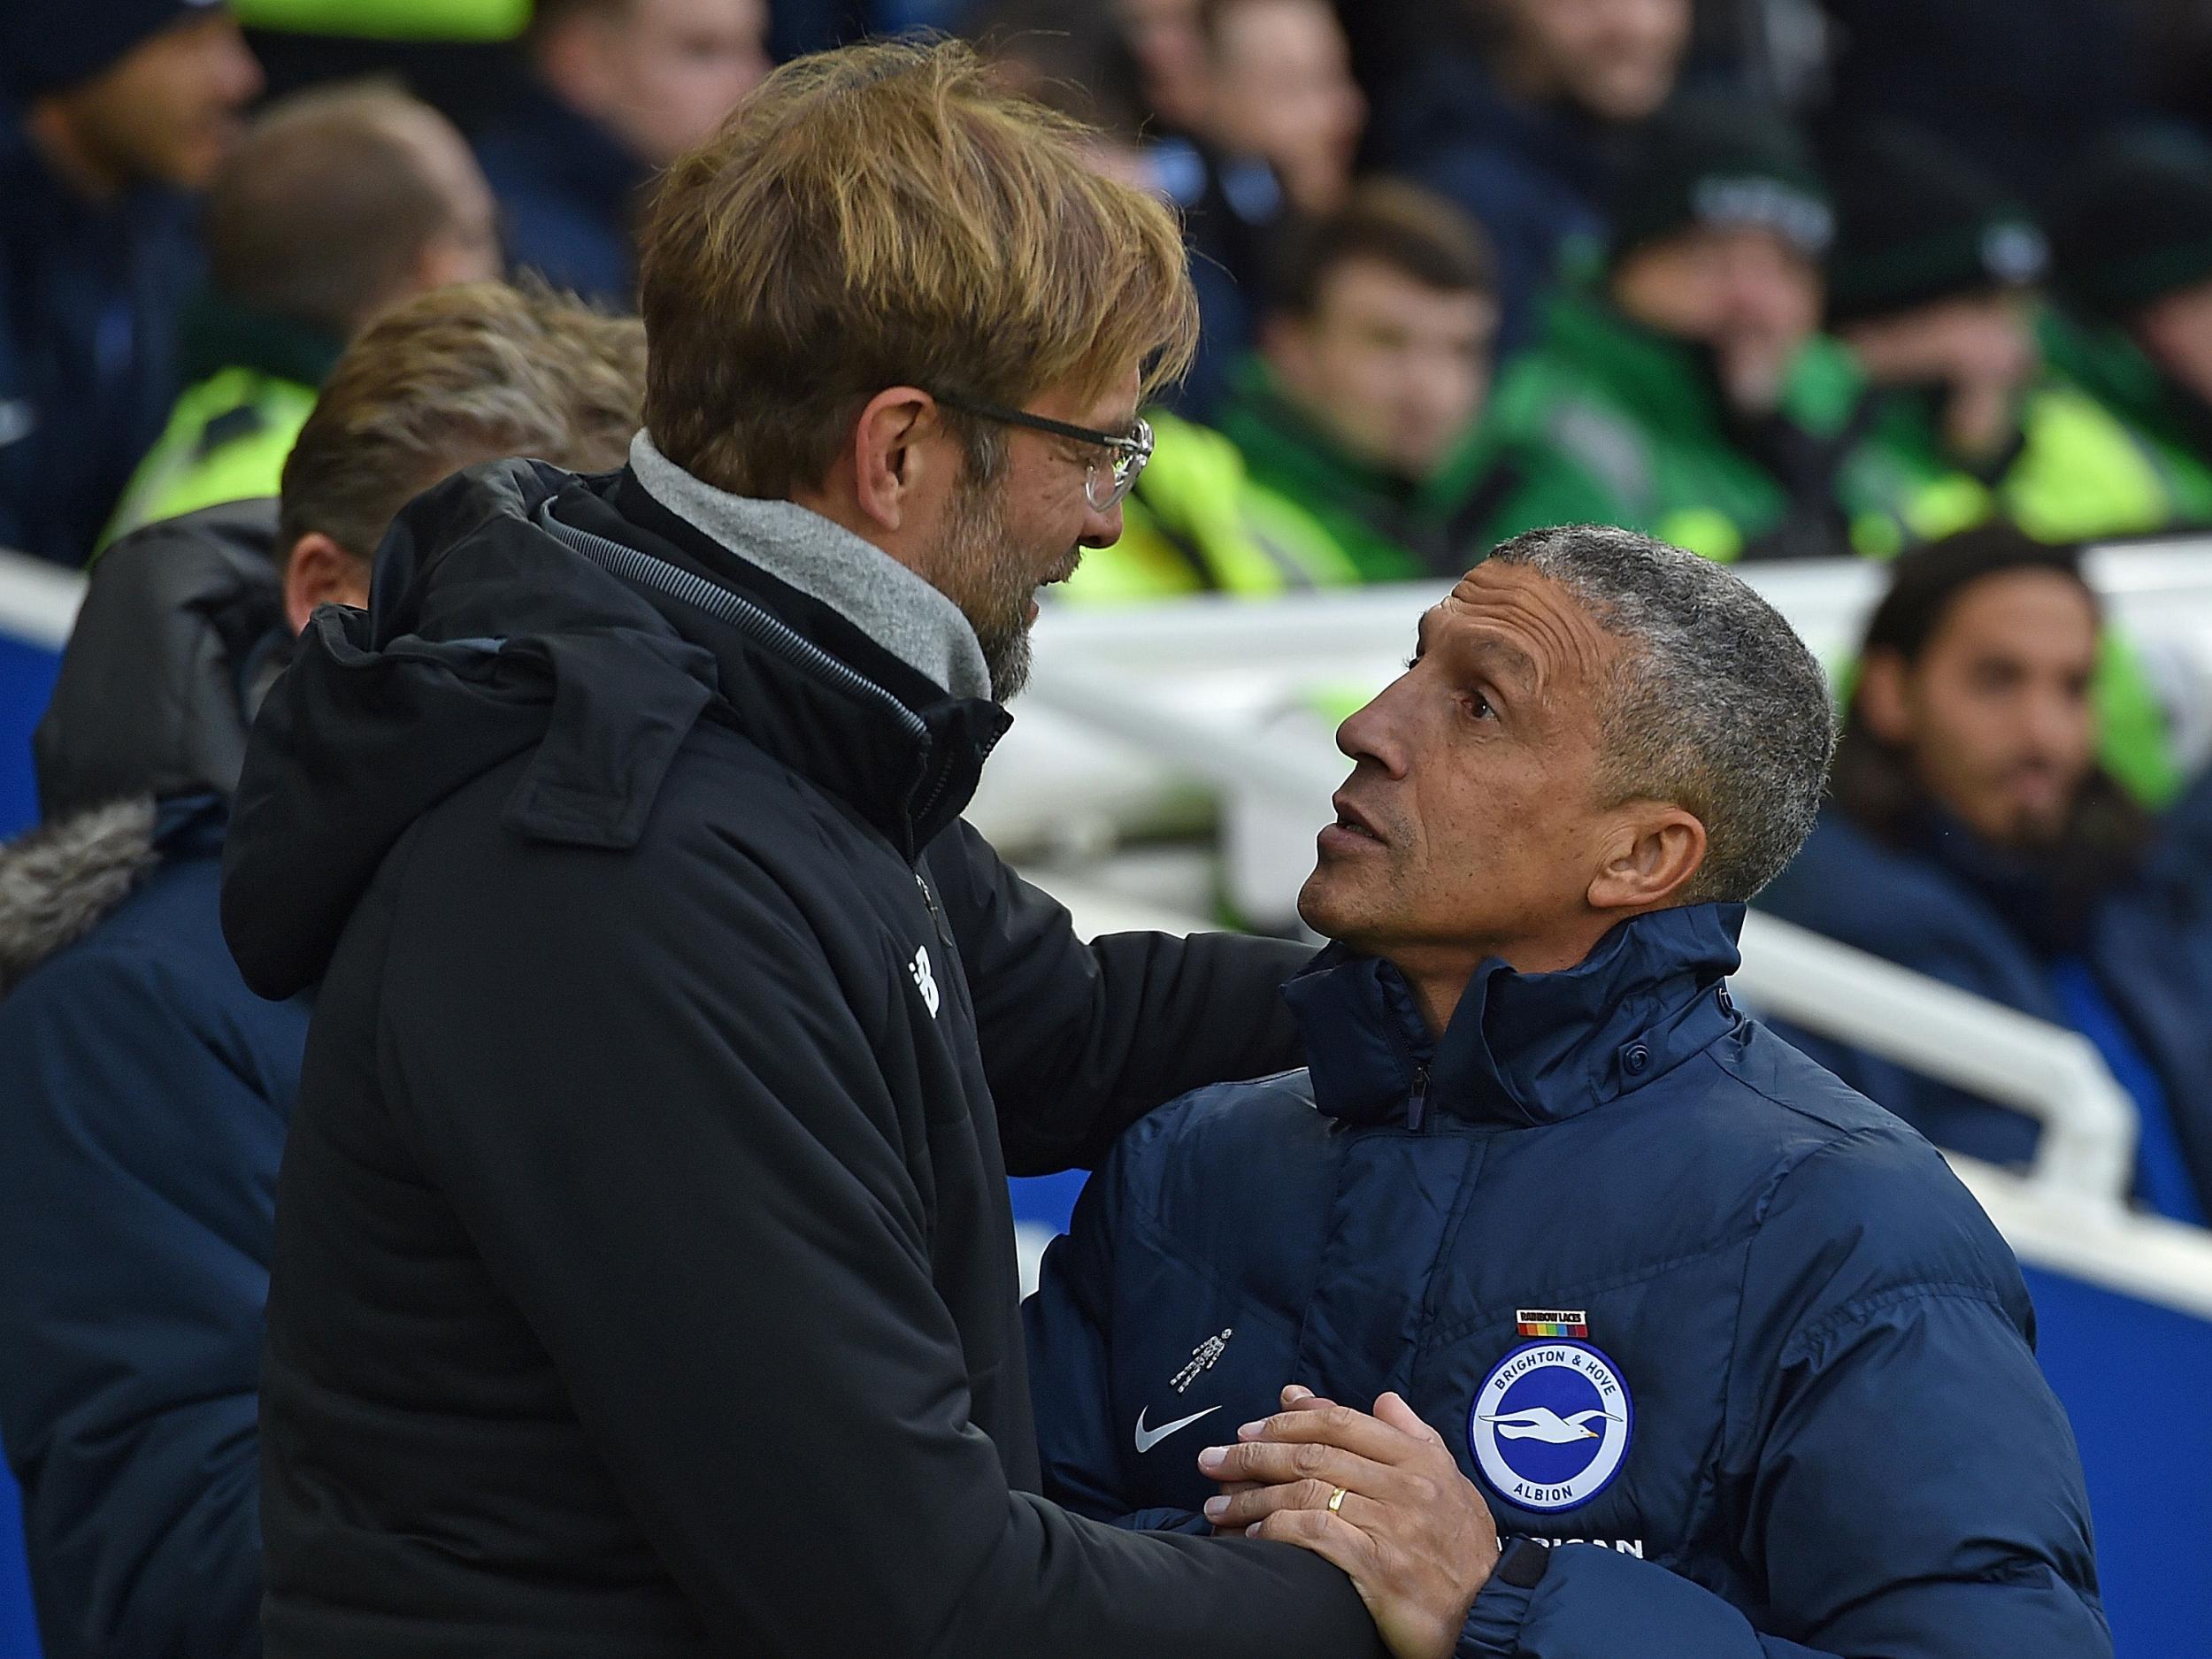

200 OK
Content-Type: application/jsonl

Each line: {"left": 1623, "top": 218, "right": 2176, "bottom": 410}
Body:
{"left": 1408, "top": 1064, "right": 1432, "bottom": 1133}
{"left": 540, "top": 511, "right": 933, "bottom": 745}
{"left": 915, "top": 871, "right": 953, "bottom": 949}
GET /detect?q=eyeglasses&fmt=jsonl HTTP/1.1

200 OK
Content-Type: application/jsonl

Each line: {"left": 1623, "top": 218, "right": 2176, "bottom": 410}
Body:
{"left": 932, "top": 392, "right": 1154, "bottom": 511}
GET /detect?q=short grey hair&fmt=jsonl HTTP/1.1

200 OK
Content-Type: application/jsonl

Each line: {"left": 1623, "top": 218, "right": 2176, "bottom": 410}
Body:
{"left": 1488, "top": 524, "right": 1836, "bottom": 902}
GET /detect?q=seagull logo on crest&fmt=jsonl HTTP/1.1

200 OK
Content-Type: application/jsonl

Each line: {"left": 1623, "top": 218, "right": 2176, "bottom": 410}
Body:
{"left": 1479, "top": 1406, "right": 1620, "bottom": 1443}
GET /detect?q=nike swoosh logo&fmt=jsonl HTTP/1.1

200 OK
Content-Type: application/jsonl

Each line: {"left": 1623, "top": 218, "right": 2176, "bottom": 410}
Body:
{"left": 1133, "top": 1403, "right": 1223, "bottom": 1455}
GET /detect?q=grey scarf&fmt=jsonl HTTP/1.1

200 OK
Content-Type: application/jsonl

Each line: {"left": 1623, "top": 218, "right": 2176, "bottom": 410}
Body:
{"left": 629, "top": 430, "right": 993, "bottom": 702}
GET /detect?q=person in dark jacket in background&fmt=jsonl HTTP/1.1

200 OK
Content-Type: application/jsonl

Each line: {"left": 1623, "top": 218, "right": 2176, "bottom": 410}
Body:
{"left": 1377, "top": 0, "right": 1692, "bottom": 351}
{"left": 1145, "top": 0, "right": 1366, "bottom": 417}
{"left": 1758, "top": 525, "right": 2212, "bottom": 1223}
{"left": 0, "top": 0, "right": 263, "bottom": 564}
{"left": 0, "top": 283, "right": 645, "bottom": 1659}
{"left": 1029, "top": 524, "right": 2109, "bottom": 1659}
{"left": 219, "top": 40, "right": 1481, "bottom": 1659}
{"left": 473, "top": 0, "right": 770, "bottom": 304}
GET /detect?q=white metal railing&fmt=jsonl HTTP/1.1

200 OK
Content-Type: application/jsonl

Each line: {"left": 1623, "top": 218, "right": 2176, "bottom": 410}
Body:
{"left": 0, "top": 547, "right": 85, "bottom": 649}
{"left": 1027, "top": 868, "right": 2141, "bottom": 1210}
{"left": 1732, "top": 910, "right": 2138, "bottom": 1205}
{"left": 1028, "top": 865, "right": 2212, "bottom": 1314}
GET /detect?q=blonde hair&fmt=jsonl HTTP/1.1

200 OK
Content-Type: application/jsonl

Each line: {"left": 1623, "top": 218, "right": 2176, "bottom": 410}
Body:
{"left": 637, "top": 38, "right": 1198, "bottom": 498}
{"left": 280, "top": 282, "right": 647, "bottom": 562}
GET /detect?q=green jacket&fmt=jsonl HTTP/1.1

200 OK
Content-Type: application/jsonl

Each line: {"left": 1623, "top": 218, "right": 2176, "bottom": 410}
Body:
{"left": 99, "top": 298, "right": 343, "bottom": 557}
{"left": 1062, "top": 412, "right": 1368, "bottom": 604}
{"left": 1480, "top": 292, "right": 2183, "bottom": 803}
{"left": 2035, "top": 308, "right": 2212, "bottom": 530}
{"left": 1477, "top": 290, "right": 1900, "bottom": 562}
{"left": 1850, "top": 378, "right": 2212, "bottom": 552}
{"left": 1213, "top": 357, "right": 1511, "bottom": 582}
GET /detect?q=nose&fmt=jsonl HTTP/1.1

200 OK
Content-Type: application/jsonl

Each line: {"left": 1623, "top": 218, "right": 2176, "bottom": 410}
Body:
{"left": 1335, "top": 680, "right": 1410, "bottom": 779}
{"left": 1079, "top": 497, "right": 1125, "bottom": 549}
{"left": 2022, "top": 685, "right": 2092, "bottom": 764}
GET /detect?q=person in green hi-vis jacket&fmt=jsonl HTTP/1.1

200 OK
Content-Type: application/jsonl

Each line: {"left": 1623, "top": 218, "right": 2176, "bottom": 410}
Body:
{"left": 1213, "top": 180, "right": 1516, "bottom": 585}
{"left": 1472, "top": 98, "right": 1939, "bottom": 565}
{"left": 1823, "top": 121, "right": 2212, "bottom": 556}
{"left": 100, "top": 84, "right": 500, "bottom": 553}
{"left": 1064, "top": 180, "right": 1514, "bottom": 603}
{"left": 2042, "top": 132, "right": 2212, "bottom": 536}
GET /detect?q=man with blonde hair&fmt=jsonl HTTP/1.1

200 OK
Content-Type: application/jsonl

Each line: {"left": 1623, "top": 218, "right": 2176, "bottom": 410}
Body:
{"left": 0, "top": 282, "right": 644, "bottom": 1659}
{"left": 220, "top": 38, "right": 1471, "bottom": 1659}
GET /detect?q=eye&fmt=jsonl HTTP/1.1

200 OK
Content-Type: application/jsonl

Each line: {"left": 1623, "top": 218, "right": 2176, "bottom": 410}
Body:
{"left": 1463, "top": 690, "right": 1497, "bottom": 722}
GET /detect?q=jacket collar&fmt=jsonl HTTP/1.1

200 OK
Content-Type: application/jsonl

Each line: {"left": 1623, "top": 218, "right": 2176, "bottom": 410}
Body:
{"left": 544, "top": 465, "right": 1010, "bottom": 860}
{"left": 176, "top": 289, "right": 345, "bottom": 389}
{"left": 627, "top": 431, "right": 994, "bottom": 702}
{"left": 1284, "top": 903, "right": 1747, "bottom": 1129}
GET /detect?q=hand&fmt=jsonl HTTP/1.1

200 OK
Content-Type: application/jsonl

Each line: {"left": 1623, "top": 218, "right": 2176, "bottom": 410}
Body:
{"left": 1199, "top": 1386, "right": 1500, "bottom": 1659}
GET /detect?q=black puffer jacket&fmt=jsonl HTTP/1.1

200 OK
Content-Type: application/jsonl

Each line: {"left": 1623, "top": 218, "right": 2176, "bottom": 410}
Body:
{"left": 221, "top": 459, "right": 1382, "bottom": 1658}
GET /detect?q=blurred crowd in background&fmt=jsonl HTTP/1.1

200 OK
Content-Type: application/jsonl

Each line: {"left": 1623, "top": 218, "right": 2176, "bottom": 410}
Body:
{"left": 25, "top": 1, "right": 2212, "bottom": 588}
{"left": 6, "top": 5, "right": 2212, "bottom": 1654}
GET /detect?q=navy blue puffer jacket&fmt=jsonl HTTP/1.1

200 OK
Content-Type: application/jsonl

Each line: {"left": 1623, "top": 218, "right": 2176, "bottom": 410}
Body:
{"left": 1025, "top": 904, "right": 2109, "bottom": 1658}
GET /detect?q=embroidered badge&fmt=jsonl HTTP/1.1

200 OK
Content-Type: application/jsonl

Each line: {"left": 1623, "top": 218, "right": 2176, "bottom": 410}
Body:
{"left": 1469, "top": 1340, "right": 1632, "bottom": 1514}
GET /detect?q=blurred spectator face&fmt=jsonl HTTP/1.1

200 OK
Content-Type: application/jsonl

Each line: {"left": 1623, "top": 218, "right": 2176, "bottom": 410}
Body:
{"left": 1841, "top": 291, "right": 2039, "bottom": 393}
{"left": 541, "top": 0, "right": 772, "bottom": 168}
{"left": 40, "top": 11, "right": 263, "bottom": 192}
{"left": 1612, "top": 226, "right": 1823, "bottom": 412}
{"left": 1858, "top": 569, "right": 2100, "bottom": 849}
{"left": 1493, "top": 0, "right": 1689, "bottom": 123}
{"left": 1268, "top": 257, "right": 1496, "bottom": 478}
{"left": 1117, "top": 0, "right": 1211, "bottom": 131}
{"left": 1839, "top": 291, "right": 2040, "bottom": 465}
{"left": 1208, "top": 0, "right": 1365, "bottom": 213}
{"left": 2132, "top": 278, "right": 2212, "bottom": 407}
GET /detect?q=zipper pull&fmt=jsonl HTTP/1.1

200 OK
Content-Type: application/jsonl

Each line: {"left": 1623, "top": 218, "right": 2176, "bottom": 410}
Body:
{"left": 1408, "top": 1064, "right": 1431, "bottom": 1133}
{"left": 915, "top": 871, "right": 951, "bottom": 945}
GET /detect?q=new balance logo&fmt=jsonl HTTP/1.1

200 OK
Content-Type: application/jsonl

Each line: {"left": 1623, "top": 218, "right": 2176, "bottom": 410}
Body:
{"left": 910, "top": 946, "right": 940, "bottom": 1018}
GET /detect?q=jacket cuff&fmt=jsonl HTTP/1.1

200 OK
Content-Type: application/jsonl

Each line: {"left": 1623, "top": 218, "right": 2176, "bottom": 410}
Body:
{"left": 1459, "top": 1539, "right": 1548, "bottom": 1656}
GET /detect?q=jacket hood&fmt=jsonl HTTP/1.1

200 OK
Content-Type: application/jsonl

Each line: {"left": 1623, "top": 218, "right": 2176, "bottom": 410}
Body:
{"left": 221, "top": 458, "right": 1008, "bottom": 1001}
{"left": 0, "top": 797, "right": 161, "bottom": 995}
{"left": 1283, "top": 902, "right": 1746, "bottom": 1128}
{"left": 36, "top": 497, "right": 285, "bottom": 822}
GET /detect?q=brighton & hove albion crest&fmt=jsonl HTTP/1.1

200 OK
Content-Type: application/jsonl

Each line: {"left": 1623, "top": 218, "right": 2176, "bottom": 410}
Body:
{"left": 1468, "top": 1340, "right": 1632, "bottom": 1513}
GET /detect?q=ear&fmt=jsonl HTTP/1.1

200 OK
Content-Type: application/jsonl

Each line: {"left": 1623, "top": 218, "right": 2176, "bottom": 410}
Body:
{"left": 841, "top": 386, "right": 946, "bottom": 535}
{"left": 1586, "top": 805, "right": 1709, "bottom": 914}
{"left": 283, "top": 532, "right": 371, "bottom": 635}
{"left": 1855, "top": 648, "right": 1914, "bottom": 747}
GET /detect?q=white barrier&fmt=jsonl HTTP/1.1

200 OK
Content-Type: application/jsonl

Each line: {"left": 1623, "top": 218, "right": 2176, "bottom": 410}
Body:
{"left": 1732, "top": 910, "right": 2138, "bottom": 1205}
{"left": 0, "top": 547, "right": 84, "bottom": 649}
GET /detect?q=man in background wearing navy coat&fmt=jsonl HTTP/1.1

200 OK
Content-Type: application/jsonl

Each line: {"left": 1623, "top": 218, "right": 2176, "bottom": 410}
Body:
{"left": 474, "top": 0, "right": 769, "bottom": 304}
{"left": 1028, "top": 523, "right": 2108, "bottom": 1658}
{"left": 0, "top": 0, "right": 263, "bottom": 564}
{"left": 1759, "top": 524, "right": 2212, "bottom": 1222}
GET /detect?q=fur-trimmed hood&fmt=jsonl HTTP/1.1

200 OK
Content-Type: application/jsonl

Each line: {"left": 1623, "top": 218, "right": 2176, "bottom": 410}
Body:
{"left": 0, "top": 499, "right": 286, "bottom": 995}
{"left": 0, "top": 796, "right": 159, "bottom": 995}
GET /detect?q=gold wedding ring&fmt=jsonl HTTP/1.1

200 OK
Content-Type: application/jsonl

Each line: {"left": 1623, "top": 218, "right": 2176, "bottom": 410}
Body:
{"left": 1326, "top": 1486, "right": 1348, "bottom": 1514}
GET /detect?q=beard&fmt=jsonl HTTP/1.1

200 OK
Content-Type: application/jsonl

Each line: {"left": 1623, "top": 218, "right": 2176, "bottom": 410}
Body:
{"left": 933, "top": 473, "right": 1044, "bottom": 703}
